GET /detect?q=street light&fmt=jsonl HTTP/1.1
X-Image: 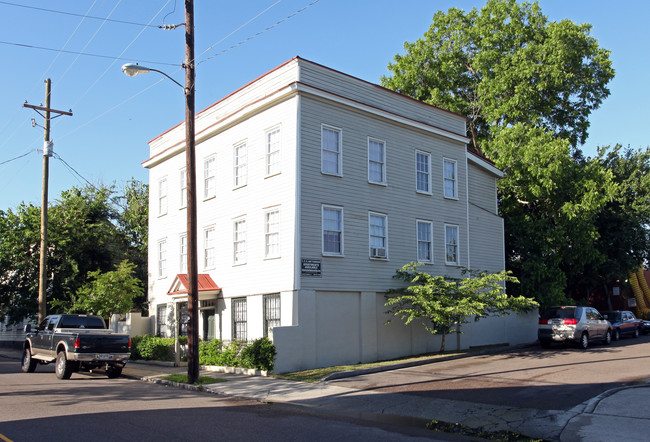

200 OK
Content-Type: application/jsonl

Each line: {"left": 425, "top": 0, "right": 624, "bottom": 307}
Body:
{"left": 121, "top": 0, "right": 199, "bottom": 384}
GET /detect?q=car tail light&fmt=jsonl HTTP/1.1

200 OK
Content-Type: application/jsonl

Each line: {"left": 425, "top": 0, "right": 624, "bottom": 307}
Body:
{"left": 539, "top": 319, "right": 548, "bottom": 325}
{"left": 74, "top": 337, "right": 81, "bottom": 349}
{"left": 563, "top": 318, "right": 578, "bottom": 325}
{"left": 128, "top": 337, "right": 132, "bottom": 350}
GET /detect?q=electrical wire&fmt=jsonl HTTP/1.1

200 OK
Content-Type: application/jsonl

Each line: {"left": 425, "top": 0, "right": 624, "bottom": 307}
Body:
{"left": 0, "top": 1, "right": 160, "bottom": 28}
{"left": 0, "top": 150, "right": 36, "bottom": 166}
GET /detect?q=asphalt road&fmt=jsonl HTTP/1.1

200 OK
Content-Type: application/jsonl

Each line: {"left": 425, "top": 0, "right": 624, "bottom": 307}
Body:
{"left": 328, "top": 334, "right": 650, "bottom": 411}
{"left": 0, "top": 359, "right": 442, "bottom": 442}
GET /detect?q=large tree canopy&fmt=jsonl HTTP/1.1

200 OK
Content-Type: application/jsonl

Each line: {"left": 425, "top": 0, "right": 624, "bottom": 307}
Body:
{"left": 0, "top": 181, "right": 148, "bottom": 324}
{"left": 382, "top": 0, "right": 614, "bottom": 151}
{"left": 381, "top": 0, "right": 628, "bottom": 308}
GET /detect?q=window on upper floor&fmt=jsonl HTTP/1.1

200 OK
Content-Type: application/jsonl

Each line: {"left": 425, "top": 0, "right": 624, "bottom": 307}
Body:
{"left": 263, "top": 293, "right": 281, "bottom": 339}
{"left": 321, "top": 125, "right": 342, "bottom": 176}
{"left": 179, "top": 233, "right": 187, "bottom": 272}
{"left": 234, "top": 141, "right": 247, "bottom": 188}
{"left": 322, "top": 205, "right": 343, "bottom": 256}
{"left": 265, "top": 208, "right": 280, "bottom": 259}
{"left": 158, "top": 177, "right": 168, "bottom": 216}
{"left": 179, "top": 168, "right": 187, "bottom": 209}
{"left": 204, "top": 155, "right": 216, "bottom": 200}
{"left": 368, "top": 138, "right": 386, "bottom": 185}
{"left": 443, "top": 158, "right": 458, "bottom": 199}
{"left": 232, "top": 297, "right": 247, "bottom": 342}
{"left": 416, "top": 220, "right": 433, "bottom": 263}
{"left": 204, "top": 226, "right": 216, "bottom": 269}
{"left": 445, "top": 224, "right": 459, "bottom": 265}
{"left": 266, "top": 127, "right": 281, "bottom": 176}
{"left": 369, "top": 212, "right": 388, "bottom": 259}
{"left": 157, "top": 238, "right": 167, "bottom": 278}
{"left": 416, "top": 151, "right": 431, "bottom": 194}
{"left": 233, "top": 218, "right": 247, "bottom": 265}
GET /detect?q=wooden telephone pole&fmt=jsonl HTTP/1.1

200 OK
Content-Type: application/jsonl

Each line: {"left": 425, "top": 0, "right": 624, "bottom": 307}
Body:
{"left": 24, "top": 79, "right": 72, "bottom": 323}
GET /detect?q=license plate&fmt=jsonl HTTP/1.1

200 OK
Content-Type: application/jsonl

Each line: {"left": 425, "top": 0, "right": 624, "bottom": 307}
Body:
{"left": 97, "top": 354, "right": 113, "bottom": 360}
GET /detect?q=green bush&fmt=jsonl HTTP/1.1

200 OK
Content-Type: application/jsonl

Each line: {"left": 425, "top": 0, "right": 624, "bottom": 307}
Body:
{"left": 198, "top": 338, "right": 276, "bottom": 371}
{"left": 241, "top": 337, "right": 276, "bottom": 372}
{"left": 130, "top": 335, "right": 175, "bottom": 361}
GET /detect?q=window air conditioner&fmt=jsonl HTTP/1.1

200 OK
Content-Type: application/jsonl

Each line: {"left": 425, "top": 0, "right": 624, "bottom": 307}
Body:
{"left": 371, "top": 247, "right": 386, "bottom": 258}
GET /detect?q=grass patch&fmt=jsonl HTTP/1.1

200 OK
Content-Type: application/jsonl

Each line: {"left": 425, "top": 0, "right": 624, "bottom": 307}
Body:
{"left": 272, "top": 351, "right": 468, "bottom": 383}
{"left": 163, "top": 374, "right": 227, "bottom": 386}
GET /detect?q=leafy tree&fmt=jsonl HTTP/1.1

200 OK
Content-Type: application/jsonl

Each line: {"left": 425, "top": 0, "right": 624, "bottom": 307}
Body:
{"left": 70, "top": 260, "right": 144, "bottom": 321}
{"left": 0, "top": 181, "right": 148, "bottom": 324}
{"left": 385, "top": 263, "right": 538, "bottom": 352}
{"left": 381, "top": 0, "right": 617, "bottom": 306}
{"left": 382, "top": 0, "right": 614, "bottom": 151}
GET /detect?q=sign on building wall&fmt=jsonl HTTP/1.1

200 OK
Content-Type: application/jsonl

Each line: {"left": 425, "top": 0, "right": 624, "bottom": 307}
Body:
{"left": 301, "top": 258, "right": 322, "bottom": 277}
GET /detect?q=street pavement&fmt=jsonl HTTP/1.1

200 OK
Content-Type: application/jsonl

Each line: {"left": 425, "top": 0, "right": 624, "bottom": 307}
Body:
{"left": 3, "top": 346, "right": 648, "bottom": 441}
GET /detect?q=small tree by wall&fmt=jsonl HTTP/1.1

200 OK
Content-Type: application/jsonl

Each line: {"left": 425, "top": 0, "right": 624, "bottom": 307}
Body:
{"left": 385, "top": 263, "right": 538, "bottom": 352}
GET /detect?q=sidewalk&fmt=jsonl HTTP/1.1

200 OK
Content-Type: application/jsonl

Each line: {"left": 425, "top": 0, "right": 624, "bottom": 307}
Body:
{"left": 4, "top": 347, "right": 649, "bottom": 441}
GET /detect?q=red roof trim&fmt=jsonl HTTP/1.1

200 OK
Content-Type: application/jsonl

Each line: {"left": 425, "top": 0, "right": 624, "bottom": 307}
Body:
{"left": 168, "top": 274, "right": 220, "bottom": 295}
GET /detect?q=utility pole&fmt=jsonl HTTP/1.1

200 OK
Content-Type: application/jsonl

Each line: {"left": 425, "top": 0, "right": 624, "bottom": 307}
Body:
{"left": 184, "top": 0, "right": 199, "bottom": 385}
{"left": 24, "top": 80, "right": 72, "bottom": 323}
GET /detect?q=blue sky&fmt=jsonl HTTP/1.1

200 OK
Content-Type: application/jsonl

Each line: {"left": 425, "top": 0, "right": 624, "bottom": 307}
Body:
{"left": 0, "top": 0, "right": 648, "bottom": 211}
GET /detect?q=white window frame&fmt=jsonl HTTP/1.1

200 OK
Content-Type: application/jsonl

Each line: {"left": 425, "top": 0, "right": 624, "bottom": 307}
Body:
{"left": 158, "top": 177, "right": 168, "bottom": 216}
{"left": 416, "top": 220, "right": 433, "bottom": 263}
{"left": 233, "top": 141, "right": 247, "bottom": 188}
{"left": 233, "top": 217, "right": 247, "bottom": 265}
{"left": 266, "top": 126, "right": 281, "bottom": 177}
{"left": 321, "top": 124, "right": 342, "bottom": 176}
{"left": 204, "top": 155, "right": 216, "bottom": 200}
{"left": 445, "top": 223, "right": 459, "bottom": 265}
{"left": 443, "top": 158, "right": 458, "bottom": 199}
{"left": 263, "top": 294, "right": 281, "bottom": 338}
{"left": 416, "top": 150, "right": 432, "bottom": 194}
{"left": 179, "top": 233, "right": 187, "bottom": 272}
{"left": 368, "top": 212, "right": 388, "bottom": 259}
{"left": 322, "top": 205, "right": 344, "bottom": 256}
{"left": 265, "top": 208, "right": 280, "bottom": 259}
{"left": 368, "top": 137, "right": 386, "bottom": 185}
{"left": 204, "top": 226, "right": 216, "bottom": 269}
{"left": 179, "top": 167, "right": 187, "bottom": 209}
{"left": 157, "top": 238, "right": 167, "bottom": 278}
{"left": 232, "top": 297, "right": 247, "bottom": 342}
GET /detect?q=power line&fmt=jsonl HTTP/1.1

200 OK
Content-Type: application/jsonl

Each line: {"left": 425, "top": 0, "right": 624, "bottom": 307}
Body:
{"left": 0, "top": 40, "right": 178, "bottom": 67}
{"left": 0, "top": 150, "right": 36, "bottom": 166}
{"left": 0, "top": 1, "right": 160, "bottom": 28}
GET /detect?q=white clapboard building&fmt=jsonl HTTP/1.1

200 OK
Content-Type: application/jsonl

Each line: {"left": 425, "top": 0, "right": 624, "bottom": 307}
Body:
{"left": 144, "top": 57, "right": 536, "bottom": 373}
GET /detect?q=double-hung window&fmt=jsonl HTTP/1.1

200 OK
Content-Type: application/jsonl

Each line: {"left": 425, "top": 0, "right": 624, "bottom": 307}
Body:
{"left": 266, "top": 127, "right": 281, "bottom": 176}
{"left": 369, "top": 212, "right": 388, "bottom": 259}
{"left": 445, "top": 224, "right": 459, "bottom": 265}
{"left": 263, "top": 294, "right": 281, "bottom": 338}
{"left": 416, "top": 151, "right": 431, "bottom": 194}
{"left": 179, "top": 168, "right": 187, "bottom": 209}
{"left": 157, "top": 238, "right": 167, "bottom": 278}
{"left": 179, "top": 234, "right": 187, "bottom": 272}
{"left": 232, "top": 298, "right": 247, "bottom": 342}
{"left": 443, "top": 158, "right": 458, "bottom": 199}
{"left": 321, "top": 125, "right": 342, "bottom": 175}
{"left": 204, "top": 155, "right": 216, "bottom": 199}
{"left": 368, "top": 138, "right": 386, "bottom": 184}
{"left": 158, "top": 177, "right": 168, "bottom": 216}
{"left": 234, "top": 142, "right": 247, "bottom": 187}
{"left": 233, "top": 218, "right": 247, "bottom": 265}
{"left": 322, "top": 205, "right": 343, "bottom": 256}
{"left": 416, "top": 220, "right": 433, "bottom": 263}
{"left": 204, "top": 226, "right": 216, "bottom": 269}
{"left": 265, "top": 208, "right": 280, "bottom": 259}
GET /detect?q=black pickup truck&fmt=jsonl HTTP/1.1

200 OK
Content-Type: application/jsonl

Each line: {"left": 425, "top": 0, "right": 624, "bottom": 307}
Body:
{"left": 22, "top": 314, "right": 131, "bottom": 379}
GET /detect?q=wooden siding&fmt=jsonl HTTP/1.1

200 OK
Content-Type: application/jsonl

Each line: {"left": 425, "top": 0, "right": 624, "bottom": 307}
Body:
{"left": 468, "top": 162, "right": 498, "bottom": 215}
{"left": 148, "top": 98, "right": 299, "bottom": 309}
{"left": 299, "top": 95, "right": 469, "bottom": 292}
{"left": 298, "top": 60, "right": 466, "bottom": 137}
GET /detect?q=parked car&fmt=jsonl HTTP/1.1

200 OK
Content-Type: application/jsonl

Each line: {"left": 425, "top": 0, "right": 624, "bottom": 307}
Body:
{"left": 538, "top": 306, "right": 612, "bottom": 349}
{"left": 600, "top": 310, "right": 642, "bottom": 340}
{"left": 641, "top": 319, "right": 650, "bottom": 335}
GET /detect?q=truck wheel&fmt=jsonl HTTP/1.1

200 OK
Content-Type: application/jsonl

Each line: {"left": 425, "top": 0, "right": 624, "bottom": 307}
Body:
{"left": 106, "top": 365, "right": 123, "bottom": 379}
{"left": 56, "top": 351, "right": 73, "bottom": 380}
{"left": 579, "top": 332, "right": 589, "bottom": 350}
{"left": 21, "top": 347, "right": 37, "bottom": 373}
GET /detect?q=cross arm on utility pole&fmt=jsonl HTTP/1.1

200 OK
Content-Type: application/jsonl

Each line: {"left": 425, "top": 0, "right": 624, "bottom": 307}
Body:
{"left": 23, "top": 102, "right": 73, "bottom": 117}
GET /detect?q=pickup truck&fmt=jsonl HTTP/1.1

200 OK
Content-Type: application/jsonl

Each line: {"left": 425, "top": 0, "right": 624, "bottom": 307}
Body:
{"left": 22, "top": 314, "right": 131, "bottom": 379}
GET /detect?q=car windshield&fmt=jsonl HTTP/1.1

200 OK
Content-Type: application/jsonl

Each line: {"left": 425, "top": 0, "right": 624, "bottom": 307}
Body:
{"left": 541, "top": 307, "right": 576, "bottom": 320}
{"left": 602, "top": 312, "right": 621, "bottom": 322}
